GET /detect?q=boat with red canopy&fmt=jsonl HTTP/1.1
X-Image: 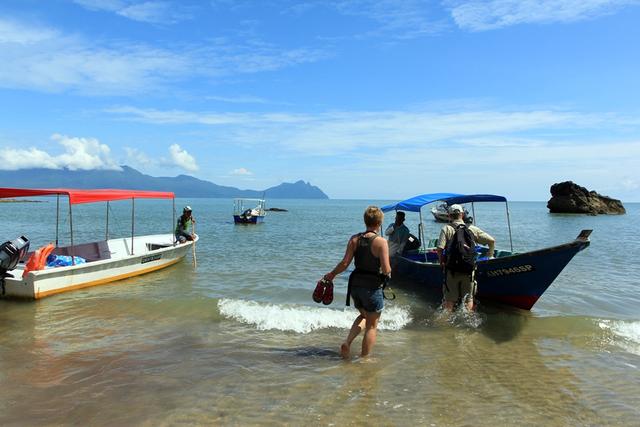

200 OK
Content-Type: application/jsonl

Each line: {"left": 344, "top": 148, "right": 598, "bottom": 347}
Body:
{"left": 0, "top": 187, "right": 198, "bottom": 299}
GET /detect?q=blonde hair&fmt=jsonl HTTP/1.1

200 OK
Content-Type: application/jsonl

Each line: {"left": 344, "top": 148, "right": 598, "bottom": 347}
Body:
{"left": 363, "top": 205, "right": 384, "bottom": 228}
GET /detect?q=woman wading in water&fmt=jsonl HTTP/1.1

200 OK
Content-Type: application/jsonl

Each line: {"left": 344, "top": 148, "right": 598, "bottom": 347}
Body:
{"left": 322, "top": 206, "right": 391, "bottom": 359}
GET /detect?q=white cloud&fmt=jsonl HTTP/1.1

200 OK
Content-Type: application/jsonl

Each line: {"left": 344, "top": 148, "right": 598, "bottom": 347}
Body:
{"left": 0, "top": 134, "right": 121, "bottom": 171}
{"left": 106, "top": 105, "right": 620, "bottom": 155}
{"left": 307, "top": 138, "right": 640, "bottom": 200}
{"left": 0, "top": 18, "right": 189, "bottom": 94}
{"left": 230, "top": 167, "right": 253, "bottom": 176}
{"left": 286, "top": 0, "right": 445, "bottom": 39}
{"left": 118, "top": 2, "right": 179, "bottom": 23}
{"left": 0, "top": 17, "right": 327, "bottom": 95}
{"left": 448, "top": 0, "right": 640, "bottom": 31}
{"left": 73, "top": 0, "right": 188, "bottom": 24}
{"left": 52, "top": 134, "right": 121, "bottom": 170}
{"left": 124, "top": 147, "right": 154, "bottom": 168}
{"left": 0, "top": 18, "right": 58, "bottom": 44}
{"left": 206, "top": 95, "right": 268, "bottom": 104}
{"left": 169, "top": 144, "right": 198, "bottom": 172}
{"left": 0, "top": 147, "right": 60, "bottom": 170}
{"left": 126, "top": 145, "right": 201, "bottom": 173}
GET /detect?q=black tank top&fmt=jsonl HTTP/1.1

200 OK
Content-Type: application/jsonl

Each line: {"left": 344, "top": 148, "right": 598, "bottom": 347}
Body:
{"left": 349, "top": 232, "right": 382, "bottom": 289}
{"left": 354, "top": 232, "right": 380, "bottom": 273}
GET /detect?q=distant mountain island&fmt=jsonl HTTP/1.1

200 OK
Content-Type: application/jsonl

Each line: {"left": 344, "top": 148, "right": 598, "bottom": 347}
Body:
{"left": 0, "top": 166, "right": 329, "bottom": 199}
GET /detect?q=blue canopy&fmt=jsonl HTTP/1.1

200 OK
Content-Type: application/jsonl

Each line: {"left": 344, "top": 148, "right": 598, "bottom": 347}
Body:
{"left": 381, "top": 193, "right": 507, "bottom": 213}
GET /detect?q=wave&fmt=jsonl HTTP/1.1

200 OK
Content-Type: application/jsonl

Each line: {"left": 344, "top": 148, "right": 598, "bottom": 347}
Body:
{"left": 598, "top": 319, "right": 640, "bottom": 356}
{"left": 217, "top": 298, "right": 412, "bottom": 333}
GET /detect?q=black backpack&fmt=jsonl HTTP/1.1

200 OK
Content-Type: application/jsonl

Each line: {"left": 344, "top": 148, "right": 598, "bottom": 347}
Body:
{"left": 445, "top": 224, "right": 476, "bottom": 274}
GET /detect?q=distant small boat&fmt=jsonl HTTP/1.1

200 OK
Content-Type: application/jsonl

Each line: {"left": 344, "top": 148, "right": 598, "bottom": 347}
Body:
{"left": 430, "top": 202, "right": 472, "bottom": 223}
{"left": 0, "top": 187, "right": 197, "bottom": 300}
{"left": 233, "top": 198, "right": 266, "bottom": 224}
{"left": 382, "top": 192, "right": 591, "bottom": 310}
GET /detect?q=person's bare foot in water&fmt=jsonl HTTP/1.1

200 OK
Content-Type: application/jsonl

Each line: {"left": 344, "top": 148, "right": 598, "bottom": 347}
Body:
{"left": 340, "top": 342, "right": 350, "bottom": 359}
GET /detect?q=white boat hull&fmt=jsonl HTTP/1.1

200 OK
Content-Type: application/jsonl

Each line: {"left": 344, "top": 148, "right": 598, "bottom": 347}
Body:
{"left": 2, "top": 234, "right": 196, "bottom": 299}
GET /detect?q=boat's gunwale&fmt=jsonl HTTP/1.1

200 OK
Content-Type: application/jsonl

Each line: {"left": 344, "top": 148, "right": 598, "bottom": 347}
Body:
{"left": 12, "top": 234, "right": 198, "bottom": 278}
{"left": 397, "top": 237, "right": 590, "bottom": 267}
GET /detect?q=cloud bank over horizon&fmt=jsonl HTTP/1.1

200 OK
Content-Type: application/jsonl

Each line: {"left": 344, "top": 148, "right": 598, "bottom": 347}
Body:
{"left": 0, "top": 135, "right": 199, "bottom": 174}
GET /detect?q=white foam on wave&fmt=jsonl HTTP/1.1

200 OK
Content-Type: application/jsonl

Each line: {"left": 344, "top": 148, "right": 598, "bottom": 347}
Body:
{"left": 598, "top": 319, "right": 640, "bottom": 357}
{"left": 217, "top": 299, "right": 412, "bottom": 334}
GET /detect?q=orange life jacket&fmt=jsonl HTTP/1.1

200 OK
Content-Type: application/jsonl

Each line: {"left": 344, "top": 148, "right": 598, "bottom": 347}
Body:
{"left": 22, "top": 243, "right": 55, "bottom": 278}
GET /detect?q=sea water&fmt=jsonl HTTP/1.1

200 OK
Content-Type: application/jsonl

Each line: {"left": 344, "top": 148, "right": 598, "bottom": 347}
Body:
{"left": 0, "top": 198, "right": 639, "bottom": 426}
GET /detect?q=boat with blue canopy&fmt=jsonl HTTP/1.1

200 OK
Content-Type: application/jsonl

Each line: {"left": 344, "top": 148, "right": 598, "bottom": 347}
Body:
{"left": 381, "top": 193, "right": 591, "bottom": 310}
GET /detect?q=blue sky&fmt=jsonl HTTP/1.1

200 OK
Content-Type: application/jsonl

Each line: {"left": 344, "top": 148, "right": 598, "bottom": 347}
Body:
{"left": 0, "top": 0, "right": 639, "bottom": 201}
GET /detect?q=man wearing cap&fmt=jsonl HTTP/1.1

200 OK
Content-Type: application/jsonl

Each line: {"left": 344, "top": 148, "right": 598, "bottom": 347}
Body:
{"left": 175, "top": 206, "right": 196, "bottom": 243}
{"left": 385, "top": 211, "right": 410, "bottom": 258}
{"left": 436, "top": 204, "right": 495, "bottom": 311}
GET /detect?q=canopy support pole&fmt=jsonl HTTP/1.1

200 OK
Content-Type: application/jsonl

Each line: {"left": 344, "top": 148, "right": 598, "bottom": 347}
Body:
{"left": 69, "top": 197, "right": 75, "bottom": 265}
{"left": 471, "top": 202, "right": 476, "bottom": 225}
{"left": 131, "top": 198, "right": 135, "bottom": 255}
{"left": 105, "top": 201, "right": 109, "bottom": 241}
{"left": 505, "top": 201, "right": 513, "bottom": 252}
{"left": 55, "top": 194, "right": 60, "bottom": 247}
{"left": 172, "top": 198, "right": 176, "bottom": 245}
{"left": 419, "top": 209, "right": 425, "bottom": 251}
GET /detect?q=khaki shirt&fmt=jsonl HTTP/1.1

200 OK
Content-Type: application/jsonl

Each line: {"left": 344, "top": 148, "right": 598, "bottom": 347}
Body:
{"left": 436, "top": 219, "right": 495, "bottom": 257}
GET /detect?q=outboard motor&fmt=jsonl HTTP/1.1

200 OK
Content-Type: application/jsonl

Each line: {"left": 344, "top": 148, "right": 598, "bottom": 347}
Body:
{"left": 0, "top": 236, "right": 30, "bottom": 295}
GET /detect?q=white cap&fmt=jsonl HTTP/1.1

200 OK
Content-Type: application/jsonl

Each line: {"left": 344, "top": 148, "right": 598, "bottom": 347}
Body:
{"left": 183, "top": 205, "right": 192, "bottom": 212}
{"left": 448, "top": 204, "right": 464, "bottom": 214}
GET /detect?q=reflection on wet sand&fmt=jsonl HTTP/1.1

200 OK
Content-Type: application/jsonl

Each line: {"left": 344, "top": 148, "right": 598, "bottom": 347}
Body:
{"left": 2, "top": 286, "right": 639, "bottom": 425}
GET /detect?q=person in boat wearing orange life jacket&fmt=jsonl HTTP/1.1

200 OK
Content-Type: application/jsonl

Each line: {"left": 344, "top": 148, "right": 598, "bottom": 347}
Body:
{"left": 322, "top": 206, "right": 391, "bottom": 360}
{"left": 175, "top": 206, "right": 196, "bottom": 243}
{"left": 436, "top": 204, "right": 495, "bottom": 312}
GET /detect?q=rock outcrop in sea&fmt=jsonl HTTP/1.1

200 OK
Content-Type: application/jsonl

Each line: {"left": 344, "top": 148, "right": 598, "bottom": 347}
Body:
{"left": 547, "top": 181, "right": 625, "bottom": 214}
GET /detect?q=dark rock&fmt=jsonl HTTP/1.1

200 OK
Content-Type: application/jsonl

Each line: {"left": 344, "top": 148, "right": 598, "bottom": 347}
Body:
{"left": 266, "top": 208, "right": 288, "bottom": 212}
{"left": 547, "top": 181, "right": 625, "bottom": 214}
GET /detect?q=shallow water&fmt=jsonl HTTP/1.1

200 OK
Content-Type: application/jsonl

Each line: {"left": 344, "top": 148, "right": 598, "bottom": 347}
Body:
{"left": 1, "top": 199, "right": 639, "bottom": 426}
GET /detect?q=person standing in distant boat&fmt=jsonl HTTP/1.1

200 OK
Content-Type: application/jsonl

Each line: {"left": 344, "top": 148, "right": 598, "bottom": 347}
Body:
{"left": 322, "top": 206, "right": 391, "bottom": 359}
{"left": 175, "top": 206, "right": 196, "bottom": 243}
{"left": 436, "top": 204, "right": 495, "bottom": 312}
{"left": 385, "top": 211, "right": 410, "bottom": 258}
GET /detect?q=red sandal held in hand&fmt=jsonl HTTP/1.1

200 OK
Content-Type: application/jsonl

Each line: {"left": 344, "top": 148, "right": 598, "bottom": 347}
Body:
{"left": 321, "top": 279, "right": 333, "bottom": 305}
{"left": 312, "top": 279, "right": 326, "bottom": 303}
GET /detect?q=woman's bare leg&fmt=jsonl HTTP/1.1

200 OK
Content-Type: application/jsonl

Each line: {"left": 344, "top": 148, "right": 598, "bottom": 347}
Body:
{"left": 360, "top": 311, "right": 381, "bottom": 357}
{"left": 341, "top": 309, "right": 366, "bottom": 359}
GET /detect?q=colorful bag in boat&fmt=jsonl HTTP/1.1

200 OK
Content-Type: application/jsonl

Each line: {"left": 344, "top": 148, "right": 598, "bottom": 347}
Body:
{"left": 22, "top": 243, "right": 55, "bottom": 278}
{"left": 445, "top": 224, "right": 476, "bottom": 274}
{"left": 46, "top": 254, "right": 87, "bottom": 267}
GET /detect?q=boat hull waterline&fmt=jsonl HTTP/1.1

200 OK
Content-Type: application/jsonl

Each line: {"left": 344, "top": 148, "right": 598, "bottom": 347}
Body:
{"left": 233, "top": 215, "right": 265, "bottom": 224}
{"left": 2, "top": 234, "right": 196, "bottom": 299}
{"left": 393, "top": 237, "right": 590, "bottom": 310}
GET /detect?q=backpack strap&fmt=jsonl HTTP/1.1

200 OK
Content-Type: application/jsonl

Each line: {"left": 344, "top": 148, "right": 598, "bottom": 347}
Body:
{"left": 346, "top": 232, "right": 365, "bottom": 306}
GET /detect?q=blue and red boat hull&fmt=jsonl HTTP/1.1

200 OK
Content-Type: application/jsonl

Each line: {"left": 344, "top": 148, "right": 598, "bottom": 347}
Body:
{"left": 393, "top": 237, "right": 590, "bottom": 310}
{"left": 233, "top": 215, "right": 265, "bottom": 224}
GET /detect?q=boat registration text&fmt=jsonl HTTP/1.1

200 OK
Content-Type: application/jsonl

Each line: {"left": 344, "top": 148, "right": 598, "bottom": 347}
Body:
{"left": 486, "top": 264, "right": 534, "bottom": 277}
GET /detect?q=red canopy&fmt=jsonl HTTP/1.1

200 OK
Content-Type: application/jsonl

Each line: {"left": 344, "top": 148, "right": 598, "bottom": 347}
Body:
{"left": 0, "top": 188, "right": 174, "bottom": 205}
